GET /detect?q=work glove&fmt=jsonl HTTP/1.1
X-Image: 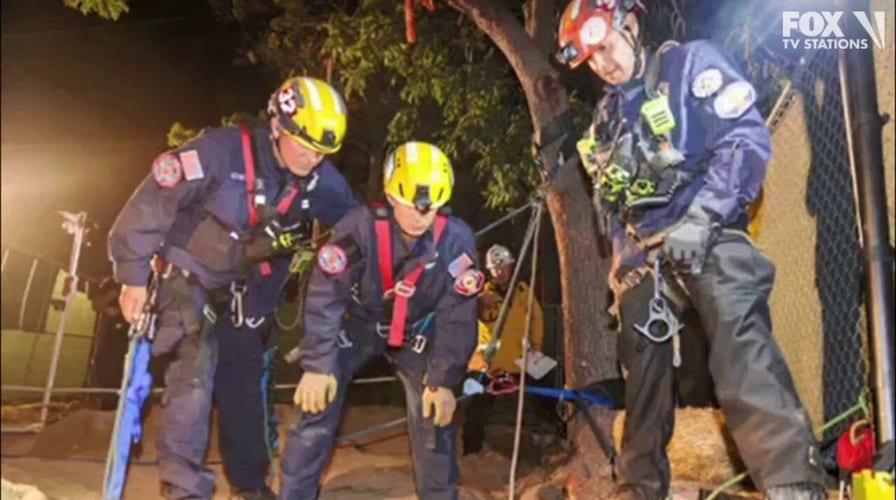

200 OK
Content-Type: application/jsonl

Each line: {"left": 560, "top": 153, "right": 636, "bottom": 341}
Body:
{"left": 662, "top": 206, "right": 714, "bottom": 266}
{"left": 293, "top": 372, "right": 338, "bottom": 414}
{"left": 421, "top": 386, "right": 456, "bottom": 427}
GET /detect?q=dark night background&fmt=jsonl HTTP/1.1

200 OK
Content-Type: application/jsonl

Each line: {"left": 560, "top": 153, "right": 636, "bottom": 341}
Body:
{"left": 1, "top": 0, "right": 280, "bottom": 282}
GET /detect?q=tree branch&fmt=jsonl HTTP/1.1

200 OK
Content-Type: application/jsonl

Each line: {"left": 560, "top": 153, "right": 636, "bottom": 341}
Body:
{"left": 446, "top": 0, "right": 566, "bottom": 128}
{"left": 525, "top": 0, "right": 556, "bottom": 58}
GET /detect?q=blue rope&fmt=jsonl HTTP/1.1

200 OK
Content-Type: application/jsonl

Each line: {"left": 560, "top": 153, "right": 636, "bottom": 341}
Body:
{"left": 333, "top": 385, "right": 614, "bottom": 444}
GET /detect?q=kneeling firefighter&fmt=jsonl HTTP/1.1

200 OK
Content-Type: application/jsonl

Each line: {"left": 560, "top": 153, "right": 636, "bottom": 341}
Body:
{"left": 279, "top": 141, "right": 481, "bottom": 500}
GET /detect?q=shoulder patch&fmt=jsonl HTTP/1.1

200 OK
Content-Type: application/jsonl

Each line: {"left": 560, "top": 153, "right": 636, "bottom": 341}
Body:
{"left": 713, "top": 81, "right": 756, "bottom": 119}
{"left": 454, "top": 268, "right": 484, "bottom": 297}
{"left": 691, "top": 68, "right": 723, "bottom": 99}
{"left": 447, "top": 252, "right": 474, "bottom": 278}
{"left": 178, "top": 150, "right": 204, "bottom": 181}
{"left": 152, "top": 152, "right": 182, "bottom": 188}
{"left": 317, "top": 243, "right": 348, "bottom": 275}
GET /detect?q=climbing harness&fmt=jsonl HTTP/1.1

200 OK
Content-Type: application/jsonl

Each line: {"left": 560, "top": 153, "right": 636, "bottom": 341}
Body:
{"left": 372, "top": 203, "right": 449, "bottom": 349}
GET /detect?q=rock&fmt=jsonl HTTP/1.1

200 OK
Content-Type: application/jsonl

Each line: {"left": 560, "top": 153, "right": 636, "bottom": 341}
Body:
{"left": 0, "top": 478, "right": 48, "bottom": 500}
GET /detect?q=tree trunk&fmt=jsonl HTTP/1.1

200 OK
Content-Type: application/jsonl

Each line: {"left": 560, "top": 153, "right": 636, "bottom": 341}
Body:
{"left": 448, "top": 0, "right": 618, "bottom": 491}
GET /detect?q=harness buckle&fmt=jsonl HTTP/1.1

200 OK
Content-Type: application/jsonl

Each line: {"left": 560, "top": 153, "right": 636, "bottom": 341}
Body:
{"left": 392, "top": 280, "right": 416, "bottom": 298}
{"left": 202, "top": 304, "right": 218, "bottom": 325}
{"left": 410, "top": 334, "right": 427, "bottom": 354}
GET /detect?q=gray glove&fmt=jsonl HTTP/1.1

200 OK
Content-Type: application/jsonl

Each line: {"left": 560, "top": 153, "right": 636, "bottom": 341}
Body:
{"left": 662, "top": 207, "right": 713, "bottom": 265}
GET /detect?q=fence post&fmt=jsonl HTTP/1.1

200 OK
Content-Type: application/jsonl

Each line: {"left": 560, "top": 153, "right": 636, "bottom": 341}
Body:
{"left": 38, "top": 211, "right": 87, "bottom": 428}
{"left": 838, "top": 1, "right": 895, "bottom": 445}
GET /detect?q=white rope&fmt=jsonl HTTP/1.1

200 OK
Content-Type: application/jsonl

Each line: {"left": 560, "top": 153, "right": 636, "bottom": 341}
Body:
{"left": 483, "top": 200, "right": 544, "bottom": 364}
{"left": 508, "top": 202, "right": 543, "bottom": 500}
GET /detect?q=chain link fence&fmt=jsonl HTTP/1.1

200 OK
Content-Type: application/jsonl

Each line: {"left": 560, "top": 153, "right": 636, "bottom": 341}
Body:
{"left": 758, "top": 48, "right": 873, "bottom": 456}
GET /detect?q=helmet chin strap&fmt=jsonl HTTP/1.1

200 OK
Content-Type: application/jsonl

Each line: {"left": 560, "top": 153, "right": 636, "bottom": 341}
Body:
{"left": 270, "top": 128, "right": 288, "bottom": 170}
{"left": 620, "top": 24, "right": 646, "bottom": 81}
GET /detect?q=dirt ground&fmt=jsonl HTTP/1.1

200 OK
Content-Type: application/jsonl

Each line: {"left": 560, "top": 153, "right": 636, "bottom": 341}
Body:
{"left": 0, "top": 402, "right": 829, "bottom": 500}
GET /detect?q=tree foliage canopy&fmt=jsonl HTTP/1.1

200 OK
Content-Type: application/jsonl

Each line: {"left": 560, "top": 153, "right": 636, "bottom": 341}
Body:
{"left": 71, "top": 0, "right": 792, "bottom": 209}
{"left": 63, "top": 0, "right": 129, "bottom": 21}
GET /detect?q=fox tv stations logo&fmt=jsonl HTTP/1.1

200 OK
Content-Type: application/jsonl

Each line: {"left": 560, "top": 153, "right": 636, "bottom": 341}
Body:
{"left": 782, "top": 11, "right": 886, "bottom": 50}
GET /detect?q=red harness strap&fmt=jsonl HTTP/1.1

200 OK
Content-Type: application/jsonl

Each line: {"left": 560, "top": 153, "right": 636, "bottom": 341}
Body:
{"left": 238, "top": 123, "right": 301, "bottom": 276}
{"left": 374, "top": 206, "right": 448, "bottom": 348}
{"left": 239, "top": 123, "right": 260, "bottom": 228}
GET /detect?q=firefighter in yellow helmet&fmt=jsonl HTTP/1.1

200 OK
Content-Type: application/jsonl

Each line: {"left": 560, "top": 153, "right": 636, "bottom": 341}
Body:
{"left": 280, "top": 141, "right": 481, "bottom": 499}
{"left": 109, "top": 75, "right": 356, "bottom": 499}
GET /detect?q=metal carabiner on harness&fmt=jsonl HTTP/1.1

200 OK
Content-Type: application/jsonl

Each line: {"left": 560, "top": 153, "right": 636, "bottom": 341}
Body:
{"left": 230, "top": 281, "right": 247, "bottom": 328}
{"left": 633, "top": 259, "right": 683, "bottom": 366}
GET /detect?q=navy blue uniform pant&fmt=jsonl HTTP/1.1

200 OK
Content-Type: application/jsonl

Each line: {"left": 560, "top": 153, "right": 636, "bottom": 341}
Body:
{"left": 152, "top": 272, "right": 220, "bottom": 500}
{"left": 279, "top": 329, "right": 460, "bottom": 500}
{"left": 151, "top": 271, "right": 278, "bottom": 499}
{"left": 214, "top": 316, "right": 277, "bottom": 494}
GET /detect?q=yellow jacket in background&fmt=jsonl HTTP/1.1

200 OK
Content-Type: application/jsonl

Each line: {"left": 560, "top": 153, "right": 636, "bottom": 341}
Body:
{"left": 469, "top": 281, "right": 544, "bottom": 374}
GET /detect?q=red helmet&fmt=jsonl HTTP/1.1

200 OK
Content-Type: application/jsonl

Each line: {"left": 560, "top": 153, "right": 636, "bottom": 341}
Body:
{"left": 557, "top": 0, "right": 644, "bottom": 68}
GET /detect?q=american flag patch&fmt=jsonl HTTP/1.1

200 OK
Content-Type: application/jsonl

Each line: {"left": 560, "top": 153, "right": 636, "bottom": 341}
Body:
{"left": 179, "top": 150, "right": 204, "bottom": 181}
{"left": 447, "top": 252, "right": 473, "bottom": 278}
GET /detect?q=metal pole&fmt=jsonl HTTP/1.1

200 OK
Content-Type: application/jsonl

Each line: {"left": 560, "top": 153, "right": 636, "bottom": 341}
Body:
{"left": 38, "top": 212, "right": 87, "bottom": 428}
{"left": 18, "top": 258, "right": 39, "bottom": 328}
{"left": 838, "top": 0, "right": 895, "bottom": 444}
{"left": 1, "top": 248, "right": 9, "bottom": 273}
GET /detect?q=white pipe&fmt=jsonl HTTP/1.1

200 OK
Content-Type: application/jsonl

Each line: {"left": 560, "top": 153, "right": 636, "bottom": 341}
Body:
{"left": 18, "top": 258, "right": 38, "bottom": 328}
{"left": 39, "top": 212, "right": 86, "bottom": 427}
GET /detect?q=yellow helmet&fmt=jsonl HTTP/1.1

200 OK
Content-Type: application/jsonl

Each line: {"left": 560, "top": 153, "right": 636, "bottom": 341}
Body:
{"left": 383, "top": 141, "right": 454, "bottom": 210}
{"left": 267, "top": 76, "right": 347, "bottom": 154}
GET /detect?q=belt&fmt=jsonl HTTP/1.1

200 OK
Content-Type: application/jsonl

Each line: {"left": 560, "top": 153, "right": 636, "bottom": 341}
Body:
{"left": 342, "top": 311, "right": 433, "bottom": 354}
{"left": 159, "top": 260, "right": 265, "bottom": 329}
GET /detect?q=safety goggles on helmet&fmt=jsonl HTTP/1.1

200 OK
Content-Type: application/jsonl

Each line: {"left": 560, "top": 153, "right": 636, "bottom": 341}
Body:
{"left": 267, "top": 77, "right": 347, "bottom": 154}
{"left": 383, "top": 141, "right": 454, "bottom": 211}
